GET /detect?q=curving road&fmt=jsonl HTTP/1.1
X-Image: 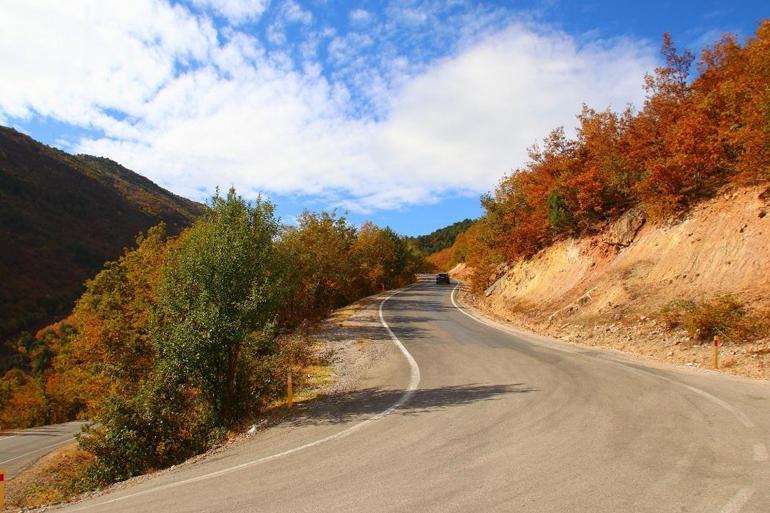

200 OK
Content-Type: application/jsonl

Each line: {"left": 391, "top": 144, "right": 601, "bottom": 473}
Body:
{"left": 1, "top": 421, "right": 85, "bottom": 478}
{"left": 59, "top": 277, "right": 769, "bottom": 512}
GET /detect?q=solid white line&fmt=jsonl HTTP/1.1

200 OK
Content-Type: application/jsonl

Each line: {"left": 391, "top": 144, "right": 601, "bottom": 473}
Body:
{"left": 450, "top": 284, "right": 578, "bottom": 354}
{"left": 0, "top": 435, "right": 18, "bottom": 443}
{"left": 676, "top": 383, "right": 755, "bottom": 429}
{"left": 68, "top": 284, "right": 422, "bottom": 512}
{"left": 451, "top": 284, "right": 759, "bottom": 430}
{"left": 753, "top": 443, "right": 768, "bottom": 462}
{"left": 0, "top": 437, "right": 76, "bottom": 465}
{"left": 719, "top": 487, "right": 755, "bottom": 513}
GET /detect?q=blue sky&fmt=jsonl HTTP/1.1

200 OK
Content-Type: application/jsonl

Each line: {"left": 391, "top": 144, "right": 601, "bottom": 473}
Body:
{"left": 1, "top": 1, "right": 768, "bottom": 236}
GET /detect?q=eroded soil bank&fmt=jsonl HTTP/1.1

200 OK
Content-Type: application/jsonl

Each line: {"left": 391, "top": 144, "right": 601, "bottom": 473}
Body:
{"left": 454, "top": 185, "right": 770, "bottom": 379}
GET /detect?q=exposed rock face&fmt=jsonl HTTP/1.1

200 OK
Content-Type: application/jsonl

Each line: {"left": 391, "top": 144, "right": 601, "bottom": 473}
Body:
{"left": 602, "top": 207, "right": 646, "bottom": 248}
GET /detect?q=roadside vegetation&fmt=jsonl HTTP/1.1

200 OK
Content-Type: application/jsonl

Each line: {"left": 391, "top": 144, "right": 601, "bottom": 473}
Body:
{"left": 433, "top": 22, "right": 770, "bottom": 292}
{"left": 0, "top": 188, "right": 426, "bottom": 487}
{"left": 662, "top": 296, "right": 769, "bottom": 344}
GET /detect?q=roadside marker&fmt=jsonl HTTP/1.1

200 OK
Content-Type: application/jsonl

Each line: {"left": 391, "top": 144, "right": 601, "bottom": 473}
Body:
{"left": 287, "top": 370, "right": 293, "bottom": 409}
{"left": 0, "top": 467, "right": 5, "bottom": 510}
{"left": 714, "top": 335, "right": 719, "bottom": 370}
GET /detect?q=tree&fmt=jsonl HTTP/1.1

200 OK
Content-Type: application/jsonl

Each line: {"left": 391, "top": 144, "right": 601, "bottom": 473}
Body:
{"left": 277, "top": 211, "right": 358, "bottom": 326}
{"left": 153, "top": 189, "right": 283, "bottom": 424}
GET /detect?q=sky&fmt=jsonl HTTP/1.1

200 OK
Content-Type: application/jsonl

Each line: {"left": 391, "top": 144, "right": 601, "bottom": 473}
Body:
{"left": 1, "top": 1, "right": 768, "bottom": 236}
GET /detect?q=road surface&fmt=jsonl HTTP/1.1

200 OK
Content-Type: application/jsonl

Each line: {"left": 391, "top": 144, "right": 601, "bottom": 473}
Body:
{"left": 1, "top": 421, "right": 85, "bottom": 478}
{"left": 59, "top": 278, "right": 769, "bottom": 512}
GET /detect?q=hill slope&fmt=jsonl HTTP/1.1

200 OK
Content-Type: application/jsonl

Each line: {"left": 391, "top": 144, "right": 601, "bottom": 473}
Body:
{"left": 0, "top": 126, "right": 203, "bottom": 344}
{"left": 463, "top": 185, "right": 770, "bottom": 378}
{"left": 409, "top": 218, "right": 474, "bottom": 255}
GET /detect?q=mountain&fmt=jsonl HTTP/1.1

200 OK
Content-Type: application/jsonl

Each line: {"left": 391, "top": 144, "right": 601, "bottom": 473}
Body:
{"left": 0, "top": 126, "right": 203, "bottom": 345}
{"left": 409, "top": 218, "right": 475, "bottom": 255}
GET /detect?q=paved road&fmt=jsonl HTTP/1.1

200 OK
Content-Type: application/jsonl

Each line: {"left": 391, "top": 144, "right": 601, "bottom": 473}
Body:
{"left": 1, "top": 420, "right": 85, "bottom": 478}
{"left": 60, "top": 278, "right": 769, "bottom": 512}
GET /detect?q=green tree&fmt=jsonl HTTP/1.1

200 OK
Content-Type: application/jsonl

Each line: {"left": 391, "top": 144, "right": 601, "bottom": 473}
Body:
{"left": 153, "top": 188, "right": 283, "bottom": 424}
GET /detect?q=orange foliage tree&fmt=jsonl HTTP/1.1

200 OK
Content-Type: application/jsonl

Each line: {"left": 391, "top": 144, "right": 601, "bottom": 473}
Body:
{"left": 445, "top": 22, "right": 770, "bottom": 292}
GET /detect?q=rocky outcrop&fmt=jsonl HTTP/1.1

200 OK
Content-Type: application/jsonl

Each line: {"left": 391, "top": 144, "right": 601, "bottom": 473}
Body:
{"left": 602, "top": 207, "right": 646, "bottom": 248}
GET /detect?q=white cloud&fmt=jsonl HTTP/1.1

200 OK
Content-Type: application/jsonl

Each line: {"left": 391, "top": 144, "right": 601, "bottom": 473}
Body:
{"left": 191, "top": 0, "right": 269, "bottom": 24}
{"left": 282, "top": 0, "right": 312, "bottom": 25}
{"left": 0, "top": 1, "right": 656, "bottom": 213}
{"left": 349, "top": 8, "right": 372, "bottom": 25}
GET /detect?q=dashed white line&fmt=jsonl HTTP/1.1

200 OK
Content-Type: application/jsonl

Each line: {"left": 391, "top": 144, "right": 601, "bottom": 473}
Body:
{"left": 67, "top": 284, "right": 422, "bottom": 511}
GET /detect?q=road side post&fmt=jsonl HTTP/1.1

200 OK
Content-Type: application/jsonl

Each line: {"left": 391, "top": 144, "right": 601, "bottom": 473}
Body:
{"left": 713, "top": 335, "right": 719, "bottom": 370}
{"left": 0, "top": 467, "right": 5, "bottom": 510}
{"left": 287, "top": 369, "right": 293, "bottom": 409}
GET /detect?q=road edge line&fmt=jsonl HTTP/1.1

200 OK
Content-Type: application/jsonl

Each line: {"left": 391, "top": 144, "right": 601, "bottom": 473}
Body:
{"left": 68, "top": 283, "right": 422, "bottom": 511}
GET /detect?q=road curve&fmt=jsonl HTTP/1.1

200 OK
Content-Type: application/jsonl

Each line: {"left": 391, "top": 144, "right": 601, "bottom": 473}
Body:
{"left": 1, "top": 421, "right": 85, "bottom": 478}
{"left": 59, "top": 278, "right": 769, "bottom": 512}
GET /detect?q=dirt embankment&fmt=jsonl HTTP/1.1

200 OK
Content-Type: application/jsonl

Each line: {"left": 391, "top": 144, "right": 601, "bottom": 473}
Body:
{"left": 457, "top": 185, "right": 770, "bottom": 379}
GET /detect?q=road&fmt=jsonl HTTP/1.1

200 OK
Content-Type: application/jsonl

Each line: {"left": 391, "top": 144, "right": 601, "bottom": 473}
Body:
{"left": 1, "top": 421, "right": 85, "bottom": 478}
{"left": 59, "top": 278, "right": 769, "bottom": 512}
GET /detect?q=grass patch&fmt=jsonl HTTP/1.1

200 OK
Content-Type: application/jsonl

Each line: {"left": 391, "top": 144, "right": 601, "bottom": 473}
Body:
{"left": 662, "top": 295, "right": 768, "bottom": 343}
{"left": 6, "top": 443, "right": 95, "bottom": 509}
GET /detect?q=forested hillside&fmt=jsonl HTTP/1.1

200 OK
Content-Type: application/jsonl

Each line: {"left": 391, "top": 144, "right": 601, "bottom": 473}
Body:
{"left": 408, "top": 218, "right": 474, "bottom": 255}
{"left": 0, "top": 127, "right": 202, "bottom": 349}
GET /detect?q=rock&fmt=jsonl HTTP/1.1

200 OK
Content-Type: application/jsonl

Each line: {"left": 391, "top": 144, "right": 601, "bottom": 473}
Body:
{"left": 602, "top": 207, "right": 647, "bottom": 248}
{"left": 247, "top": 424, "right": 258, "bottom": 435}
{"left": 484, "top": 273, "right": 506, "bottom": 297}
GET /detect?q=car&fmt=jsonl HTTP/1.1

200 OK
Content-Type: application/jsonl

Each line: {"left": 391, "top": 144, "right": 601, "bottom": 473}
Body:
{"left": 436, "top": 273, "right": 450, "bottom": 284}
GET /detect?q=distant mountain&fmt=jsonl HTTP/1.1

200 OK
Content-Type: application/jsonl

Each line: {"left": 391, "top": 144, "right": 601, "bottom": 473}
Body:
{"left": 0, "top": 126, "right": 203, "bottom": 345}
{"left": 409, "top": 218, "right": 475, "bottom": 255}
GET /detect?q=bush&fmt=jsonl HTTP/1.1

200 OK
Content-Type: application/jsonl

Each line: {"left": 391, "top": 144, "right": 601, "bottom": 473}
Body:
{"left": 662, "top": 296, "right": 767, "bottom": 342}
{"left": 79, "top": 377, "right": 215, "bottom": 484}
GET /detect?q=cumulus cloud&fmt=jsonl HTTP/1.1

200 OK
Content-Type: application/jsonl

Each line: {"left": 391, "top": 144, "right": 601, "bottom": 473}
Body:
{"left": 0, "top": 0, "right": 656, "bottom": 212}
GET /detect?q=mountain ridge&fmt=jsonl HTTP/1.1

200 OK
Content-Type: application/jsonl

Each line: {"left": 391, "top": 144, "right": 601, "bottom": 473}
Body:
{"left": 0, "top": 126, "right": 203, "bottom": 348}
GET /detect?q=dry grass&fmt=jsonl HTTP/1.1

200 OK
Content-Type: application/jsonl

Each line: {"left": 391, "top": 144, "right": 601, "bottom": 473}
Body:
{"left": 6, "top": 443, "right": 95, "bottom": 510}
{"left": 328, "top": 301, "right": 368, "bottom": 326}
{"left": 662, "top": 295, "right": 768, "bottom": 343}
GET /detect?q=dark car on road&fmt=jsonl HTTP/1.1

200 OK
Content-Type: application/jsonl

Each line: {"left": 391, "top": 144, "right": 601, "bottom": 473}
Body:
{"left": 436, "top": 273, "right": 450, "bottom": 284}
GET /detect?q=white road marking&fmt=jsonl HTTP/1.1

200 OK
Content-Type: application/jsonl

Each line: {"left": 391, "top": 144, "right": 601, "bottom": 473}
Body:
{"left": 0, "top": 437, "right": 76, "bottom": 465}
{"left": 451, "top": 284, "right": 758, "bottom": 430}
{"left": 719, "top": 487, "right": 755, "bottom": 513}
{"left": 449, "top": 284, "right": 578, "bottom": 354}
{"left": 451, "top": 280, "right": 765, "bottom": 512}
{"left": 0, "top": 434, "right": 17, "bottom": 443}
{"left": 753, "top": 443, "right": 768, "bottom": 462}
{"left": 68, "top": 284, "right": 422, "bottom": 512}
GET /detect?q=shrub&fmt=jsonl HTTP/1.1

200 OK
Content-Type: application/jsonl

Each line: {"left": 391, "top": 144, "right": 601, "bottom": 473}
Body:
{"left": 662, "top": 296, "right": 767, "bottom": 342}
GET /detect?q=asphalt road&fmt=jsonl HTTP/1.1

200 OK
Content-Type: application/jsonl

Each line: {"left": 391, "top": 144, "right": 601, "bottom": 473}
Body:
{"left": 59, "top": 278, "right": 769, "bottom": 512}
{"left": 1, "top": 420, "right": 85, "bottom": 478}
